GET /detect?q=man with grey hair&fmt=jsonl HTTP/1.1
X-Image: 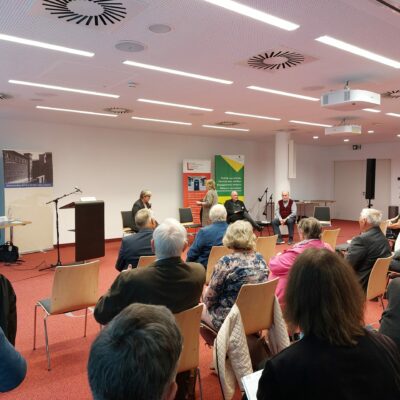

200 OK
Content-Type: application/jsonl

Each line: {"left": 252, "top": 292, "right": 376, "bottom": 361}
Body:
{"left": 346, "top": 208, "right": 391, "bottom": 291}
{"left": 187, "top": 204, "right": 228, "bottom": 267}
{"left": 94, "top": 218, "right": 205, "bottom": 325}
{"left": 115, "top": 208, "right": 156, "bottom": 271}
{"left": 88, "top": 303, "right": 182, "bottom": 400}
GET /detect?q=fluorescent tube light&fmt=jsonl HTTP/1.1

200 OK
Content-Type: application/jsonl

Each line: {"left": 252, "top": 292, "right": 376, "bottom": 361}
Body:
{"left": 137, "top": 98, "right": 213, "bottom": 111}
{"left": 0, "top": 33, "right": 94, "bottom": 57}
{"left": 315, "top": 36, "right": 400, "bottom": 69}
{"left": 123, "top": 61, "right": 233, "bottom": 85}
{"left": 386, "top": 112, "right": 400, "bottom": 117}
{"left": 9, "top": 80, "right": 119, "bottom": 98}
{"left": 363, "top": 108, "right": 381, "bottom": 113}
{"left": 202, "top": 125, "right": 249, "bottom": 132}
{"left": 131, "top": 116, "right": 192, "bottom": 125}
{"left": 313, "top": 136, "right": 319, "bottom": 139}
{"left": 289, "top": 120, "right": 332, "bottom": 128}
{"left": 367, "top": 130, "right": 374, "bottom": 133}
{"left": 344, "top": 139, "right": 350, "bottom": 142}
{"left": 201, "top": 0, "right": 299, "bottom": 31}
{"left": 225, "top": 111, "right": 280, "bottom": 120}
{"left": 36, "top": 106, "right": 117, "bottom": 117}
{"left": 247, "top": 86, "right": 319, "bottom": 101}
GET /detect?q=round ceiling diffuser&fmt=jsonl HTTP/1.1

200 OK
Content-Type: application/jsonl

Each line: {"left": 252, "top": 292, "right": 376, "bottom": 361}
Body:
{"left": 248, "top": 51, "right": 305, "bottom": 70}
{"left": 382, "top": 90, "right": 400, "bottom": 99}
{"left": 42, "top": 0, "right": 127, "bottom": 26}
{"left": 215, "top": 121, "right": 240, "bottom": 127}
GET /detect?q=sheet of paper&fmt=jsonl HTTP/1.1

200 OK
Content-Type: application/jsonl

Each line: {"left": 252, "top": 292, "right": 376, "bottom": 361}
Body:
{"left": 241, "top": 370, "right": 262, "bottom": 400}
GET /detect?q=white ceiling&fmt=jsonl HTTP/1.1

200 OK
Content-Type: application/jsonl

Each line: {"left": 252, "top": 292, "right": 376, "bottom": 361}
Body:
{"left": 1, "top": 0, "right": 400, "bottom": 145}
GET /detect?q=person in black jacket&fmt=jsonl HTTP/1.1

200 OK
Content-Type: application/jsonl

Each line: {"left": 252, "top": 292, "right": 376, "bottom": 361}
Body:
{"left": 0, "top": 274, "right": 17, "bottom": 345}
{"left": 131, "top": 189, "right": 152, "bottom": 232}
{"left": 224, "top": 191, "right": 262, "bottom": 230}
{"left": 346, "top": 208, "right": 392, "bottom": 291}
{"left": 257, "top": 248, "right": 400, "bottom": 400}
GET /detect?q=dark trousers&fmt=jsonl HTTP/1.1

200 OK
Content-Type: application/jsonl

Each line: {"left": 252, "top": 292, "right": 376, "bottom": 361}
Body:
{"left": 272, "top": 217, "right": 296, "bottom": 240}
{"left": 228, "top": 211, "right": 258, "bottom": 229}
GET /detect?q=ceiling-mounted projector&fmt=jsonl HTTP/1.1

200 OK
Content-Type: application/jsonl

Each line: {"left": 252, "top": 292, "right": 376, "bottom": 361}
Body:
{"left": 321, "top": 89, "right": 380, "bottom": 111}
{"left": 325, "top": 125, "right": 362, "bottom": 135}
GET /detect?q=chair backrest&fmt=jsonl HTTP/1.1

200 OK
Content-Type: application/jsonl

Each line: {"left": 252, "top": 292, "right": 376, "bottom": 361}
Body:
{"left": 313, "top": 206, "right": 331, "bottom": 225}
{"left": 205, "top": 246, "right": 231, "bottom": 284}
{"left": 379, "top": 220, "right": 389, "bottom": 236}
{"left": 366, "top": 256, "right": 393, "bottom": 300}
{"left": 174, "top": 304, "right": 203, "bottom": 373}
{"left": 321, "top": 228, "right": 341, "bottom": 249}
{"left": 256, "top": 235, "right": 278, "bottom": 264}
{"left": 137, "top": 255, "right": 157, "bottom": 268}
{"left": 121, "top": 211, "right": 134, "bottom": 230}
{"left": 179, "top": 208, "right": 194, "bottom": 224}
{"left": 50, "top": 260, "right": 100, "bottom": 315}
{"left": 235, "top": 279, "right": 279, "bottom": 335}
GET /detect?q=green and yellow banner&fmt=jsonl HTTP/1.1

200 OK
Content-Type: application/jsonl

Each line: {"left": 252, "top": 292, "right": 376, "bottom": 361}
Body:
{"left": 215, "top": 155, "right": 245, "bottom": 203}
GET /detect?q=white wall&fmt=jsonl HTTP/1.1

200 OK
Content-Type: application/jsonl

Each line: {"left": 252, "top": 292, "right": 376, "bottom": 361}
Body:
{"left": 1, "top": 118, "right": 274, "bottom": 243}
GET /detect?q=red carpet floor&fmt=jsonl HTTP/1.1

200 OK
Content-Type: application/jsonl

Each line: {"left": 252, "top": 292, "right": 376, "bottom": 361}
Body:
{"left": 0, "top": 220, "right": 385, "bottom": 399}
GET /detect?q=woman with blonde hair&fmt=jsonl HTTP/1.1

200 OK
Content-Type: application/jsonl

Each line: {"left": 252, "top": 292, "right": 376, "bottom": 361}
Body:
{"left": 197, "top": 179, "right": 218, "bottom": 226}
{"left": 202, "top": 220, "right": 269, "bottom": 330}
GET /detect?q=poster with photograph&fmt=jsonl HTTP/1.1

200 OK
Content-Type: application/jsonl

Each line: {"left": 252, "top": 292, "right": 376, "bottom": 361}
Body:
{"left": 3, "top": 150, "right": 53, "bottom": 188}
{"left": 182, "top": 159, "right": 211, "bottom": 224}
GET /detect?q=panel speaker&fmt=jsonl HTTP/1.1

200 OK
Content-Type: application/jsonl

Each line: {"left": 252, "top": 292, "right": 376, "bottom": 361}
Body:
{"left": 365, "top": 159, "right": 376, "bottom": 200}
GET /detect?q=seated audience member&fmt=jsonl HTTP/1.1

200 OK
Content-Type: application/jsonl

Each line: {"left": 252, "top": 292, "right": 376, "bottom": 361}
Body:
{"left": 379, "top": 278, "right": 400, "bottom": 350}
{"left": 202, "top": 220, "right": 269, "bottom": 331}
{"left": 257, "top": 248, "right": 400, "bottom": 400}
{"left": 186, "top": 204, "right": 228, "bottom": 267}
{"left": 271, "top": 191, "right": 297, "bottom": 245}
{"left": 346, "top": 208, "right": 392, "bottom": 291}
{"left": 387, "top": 213, "right": 400, "bottom": 239}
{"left": 88, "top": 303, "right": 182, "bottom": 400}
{"left": 131, "top": 189, "right": 152, "bottom": 232}
{"left": 115, "top": 208, "right": 156, "bottom": 271}
{"left": 94, "top": 218, "right": 205, "bottom": 325}
{"left": 0, "top": 326, "right": 27, "bottom": 393}
{"left": 224, "top": 191, "right": 262, "bottom": 231}
{"left": 269, "top": 217, "right": 332, "bottom": 306}
{"left": 0, "top": 273, "right": 17, "bottom": 345}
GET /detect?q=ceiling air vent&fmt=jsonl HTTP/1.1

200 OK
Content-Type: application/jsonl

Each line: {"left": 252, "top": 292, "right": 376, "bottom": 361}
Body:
{"left": 41, "top": 0, "right": 127, "bottom": 26}
{"left": 103, "top": 107, "right": 132, "bottom": 114}
{"left": 382, "top": 90, "right": 400, "bottom": 99}
{"left": 248, "top": 51, "right": 305, "bottom": 70}
{"left": 215, "top": 121, "right": 240, "bottom": 127}
{"left": 0, "top": 93, "right": 13, "bottom": 100}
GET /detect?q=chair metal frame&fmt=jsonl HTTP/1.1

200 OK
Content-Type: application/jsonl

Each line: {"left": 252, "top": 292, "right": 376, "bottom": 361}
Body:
{"left": 33, "top": 260, "right": 100, "bottom": 370}
{"left": 174, "top": 304, "right": 203, "bottom": 400}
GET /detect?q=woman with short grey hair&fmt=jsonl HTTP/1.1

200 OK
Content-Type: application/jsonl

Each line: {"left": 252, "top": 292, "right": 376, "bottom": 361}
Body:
{"left": 202, "top": 220, "right": 269, "bottom": 330}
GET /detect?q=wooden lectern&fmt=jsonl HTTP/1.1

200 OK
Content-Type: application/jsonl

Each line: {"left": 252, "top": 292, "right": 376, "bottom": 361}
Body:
{"left": 60, "top": 201, "right": 105, "bottom": 262}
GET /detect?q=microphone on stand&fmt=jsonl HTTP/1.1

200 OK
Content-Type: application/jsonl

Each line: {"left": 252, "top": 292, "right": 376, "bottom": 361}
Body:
{"left": 74, "top": 186, "right": 82, "bottom": 193}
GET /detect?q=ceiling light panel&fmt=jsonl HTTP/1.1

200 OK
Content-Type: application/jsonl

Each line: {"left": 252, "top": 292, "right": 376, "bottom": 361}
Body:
{"left": 386, "top": 112, "right": 400, "bottom": 117}
{"left": 225, "top": 111, "right": 280, "bottom": 121}
{"left": 201, "top": 0, "right": 299, "bottom": 31}
{"left": 315, "top": 36, "right": 400, "bottom": 69}
{"left": 131, "top": 116, "right": 192, "bottom": 125}
{"left": 0, "top": 34, "right": 94, "bottom": 57}
{"left": 9, "top": 80, "right": 119, "bottom": 98}
{"left": 36, "top": 106, "right": 117, "bottom": 117}
{"left": 289, "top": 120, "right": 332, "bottom": 127}
{"left": 247, "top": 86, "right": 319, "bottom": 101}
{"left": 363, "top": 108, "right": 381, "bottom": 113}
{"left": 202, "top": 124, "right": 249, "bottom": 132}
{"left": 123, "top": 61, "right": 233, "bottom": 84}
{"left": 137, "top": 98, "right": 213, "bottom": 111}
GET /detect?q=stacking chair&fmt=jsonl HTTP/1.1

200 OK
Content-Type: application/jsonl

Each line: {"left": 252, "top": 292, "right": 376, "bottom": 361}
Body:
{"left": 33, "top": 260, "right": 100, "bottom": 370}
{"left": 205, "top": 246, "right": 231, "bottom": 285}
{"left": 366, "top": 256, "right": 393, "bottom": 309}
{"left": 313, "top": 206, "right": 331, "bottom": 227}
{"left": 121, "top": 211, "right": 135, "bottom": 236}
{"left": 137, "top": 255, "right": 157, "bottom": 268}
{"left": 256, "top": 235, "right": 278, "bottom": 265}
{"left": 179, "top": 208, "right": 202, "bottom": 242}
{"left": 321, "top": 228, "right": 341, "bottom": 250}
{"left": 174, "top": 304, "right": 203, "bottom": 400}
